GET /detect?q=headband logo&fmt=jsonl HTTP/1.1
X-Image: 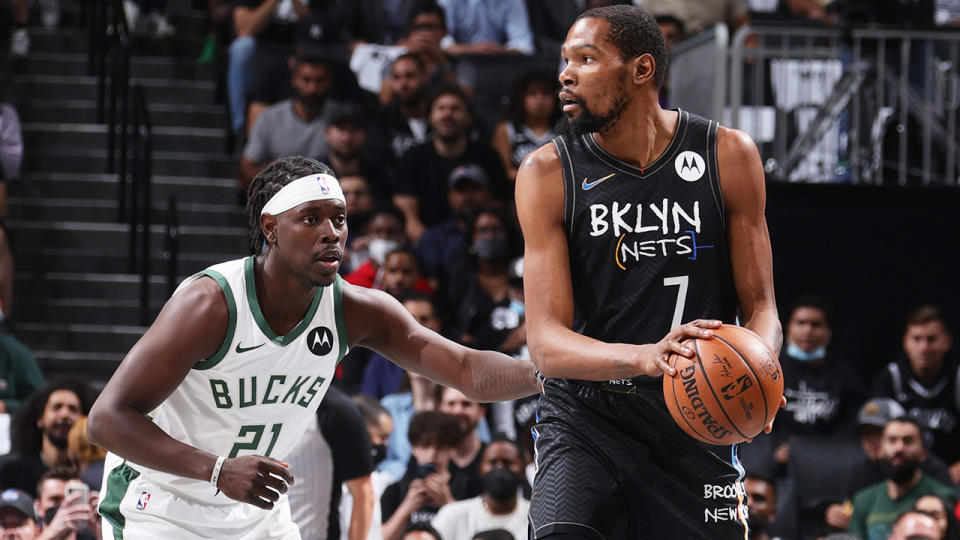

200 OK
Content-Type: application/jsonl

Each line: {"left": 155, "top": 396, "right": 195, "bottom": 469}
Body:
{"left": 317, "top": 175, "right": 330, "bottom": 194}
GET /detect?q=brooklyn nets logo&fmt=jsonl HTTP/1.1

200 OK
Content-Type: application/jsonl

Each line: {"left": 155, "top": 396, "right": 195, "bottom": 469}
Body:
{"left": 307, "top": 326, "right": 334, "bottom": 356}
{"left": 675, "top": 151, "right": 705, "bottom": 182}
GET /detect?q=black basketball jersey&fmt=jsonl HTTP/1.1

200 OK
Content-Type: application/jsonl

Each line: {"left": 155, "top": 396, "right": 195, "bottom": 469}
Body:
{"left": 555, "top": 109, "right": 739, "bottom": 383}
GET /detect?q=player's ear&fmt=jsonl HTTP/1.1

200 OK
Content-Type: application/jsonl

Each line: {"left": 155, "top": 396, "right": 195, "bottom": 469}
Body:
{"left": 633, "top": 53, "right": 656, "bottom": 86}
{"left": 260, "top": 213, "right": 278, "bottom": 245}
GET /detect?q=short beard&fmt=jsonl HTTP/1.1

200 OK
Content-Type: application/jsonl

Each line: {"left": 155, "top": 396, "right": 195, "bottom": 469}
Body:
{"left": 47, "top": 433, "right": 69, "bottom": 449}
{"left": 881, "top": 459, "right": 920, "bottom": 484}
{"left": 554, "top": 92, "right": 628, "bottom": 140}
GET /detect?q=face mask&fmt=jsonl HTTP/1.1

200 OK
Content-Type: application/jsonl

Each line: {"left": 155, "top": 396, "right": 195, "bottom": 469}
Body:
{"left": 473, "top": 237, "right": 509, "bottom": 261}
{"left": 368, "top": 238, "right": 401, "bottom": 266}
{"left": 786, "top": 341, "right": 826, "bottom": 363}
{"left": 482, "top": 468, "right": 520, "bottom": 502}
{"left": 371, "top": 444, "right": 387, "bottom": 465}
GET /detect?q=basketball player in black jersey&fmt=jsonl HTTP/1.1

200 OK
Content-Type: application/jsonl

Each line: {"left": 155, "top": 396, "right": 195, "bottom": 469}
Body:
{"left": 516, "top": 6, "right": 784, "bottom": 539}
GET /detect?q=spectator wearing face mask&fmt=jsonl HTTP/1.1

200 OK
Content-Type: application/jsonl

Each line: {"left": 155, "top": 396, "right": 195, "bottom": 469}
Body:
{"left": 339, "top": 395, "right": 395, "bottom": 540}
{"left": 345, "top": 209, "right": 434, "bottom": 296}
{"left": 431, "top": 438, "right": 529, "bottom": 540}
{"left": 772, "top": 296, "right": 865, "bottom": 467}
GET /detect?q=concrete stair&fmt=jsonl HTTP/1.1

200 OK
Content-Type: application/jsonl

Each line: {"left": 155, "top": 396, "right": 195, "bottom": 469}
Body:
{"left": 6, "top": 2, "right": 247, "bottom": 384}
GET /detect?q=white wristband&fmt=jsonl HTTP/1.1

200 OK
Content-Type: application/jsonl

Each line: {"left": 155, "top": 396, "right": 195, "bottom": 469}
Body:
{"left": 210, "top": 456, "right": 226, "bottom": 488}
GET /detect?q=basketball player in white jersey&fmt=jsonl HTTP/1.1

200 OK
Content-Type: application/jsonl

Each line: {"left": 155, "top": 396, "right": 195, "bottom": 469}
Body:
{"left": 87, "top": 156, "right": 540, "bottom": 539}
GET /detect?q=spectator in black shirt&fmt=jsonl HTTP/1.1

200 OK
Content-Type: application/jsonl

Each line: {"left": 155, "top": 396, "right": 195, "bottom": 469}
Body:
{"left": 381, "top": 411, "right": 464, "bottom": 540}
{"left": 871, "top": 305, "right": 959, "bottom": 484}
{"left": 319, "top": 100, "right": 393, "bottom": 201}
{"left": 393, "top": 84, "right": 507, "bottom": 243}
{"left": 0, "top": 379, "right": 95, "bottom": 497}
{"left": 773, "top": 296, "right": 865, "bottom": 466}
{"left": 371, "top": 54, "right": 432, "bottom": 163}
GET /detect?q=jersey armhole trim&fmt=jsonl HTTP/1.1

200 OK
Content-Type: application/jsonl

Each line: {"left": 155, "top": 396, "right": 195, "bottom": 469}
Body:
{"left": 553, "top": 137, "right": 574, "bottom": 236}
{"left": 194, "top": 269, "right": 237, "bottom": 370}
{"left": 707, "top": 120, "right": 726, "bottom": 223}
{"left": 334, "top": 275, "right": 349, "bottom": 365}
{"left": 100, "top": 460, "right": 140, "bottom": 538}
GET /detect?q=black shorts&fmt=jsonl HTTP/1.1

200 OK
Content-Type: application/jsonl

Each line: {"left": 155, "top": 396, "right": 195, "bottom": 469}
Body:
{"left": 529, "top": 378, "right": 749, "bottom": 539}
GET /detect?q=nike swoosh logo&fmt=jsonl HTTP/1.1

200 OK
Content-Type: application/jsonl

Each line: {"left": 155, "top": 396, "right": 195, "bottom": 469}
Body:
{"left": 581, "top": 173, "right": 616, "bottom": 190}
{"left": 235, "top": 342, "right": 265, "bottom": 354}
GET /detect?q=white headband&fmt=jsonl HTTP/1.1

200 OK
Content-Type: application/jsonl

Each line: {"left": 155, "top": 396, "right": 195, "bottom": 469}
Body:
{"left": 260, "top": 174, "right": 346, "bottom": 216}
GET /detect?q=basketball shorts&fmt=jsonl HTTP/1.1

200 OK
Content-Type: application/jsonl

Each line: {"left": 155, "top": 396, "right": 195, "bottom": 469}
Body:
{"left": 99, "top": 461, "right": 301, "bottom": 540}
{"left": 529, "top": 378, "right": 749, "bottom": 539}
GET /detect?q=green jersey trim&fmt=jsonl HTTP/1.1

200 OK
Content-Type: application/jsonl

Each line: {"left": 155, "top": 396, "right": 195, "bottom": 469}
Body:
{"left": 245, "top": 256, "right": 323, "bottom": 346}
{"left": 194, "top": 269, "right": 238, "bottom": 371}
{"left": 100, "top": 461, "right": 140, "bottom": 538}
{"left": 334, "top": 275, "right": 349, "bottom": 364}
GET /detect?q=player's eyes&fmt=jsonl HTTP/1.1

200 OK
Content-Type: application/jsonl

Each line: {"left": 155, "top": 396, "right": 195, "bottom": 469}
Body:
{"left": 303, "top": 216, "right": 317, "bottom": 225}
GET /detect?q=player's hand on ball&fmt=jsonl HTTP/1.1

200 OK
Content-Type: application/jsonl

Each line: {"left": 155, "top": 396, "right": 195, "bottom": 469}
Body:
{"left": 644, "top": 319, "right": 722, "bottom": 377}
{"left": 218, "top": 455, "right": 295, "bottom": 509}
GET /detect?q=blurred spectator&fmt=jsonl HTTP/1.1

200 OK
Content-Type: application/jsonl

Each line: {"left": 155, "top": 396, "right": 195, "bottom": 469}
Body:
{"left": 378, "top": 373, "right": 440, "bottom": 482}
{"left": 198, "top": 0, "right": 233, "bottom": 65}
{"left": 123, "top": 0, "right": 175, "bottom": 37}
{"left": 653, "top": 12, "right": 686, "bottom": 50}
{"left": 381, "top": 411, "right": 464, "bottom": 540}
{"left": 400, "top": 522, "right": 442, "bottom": 540}
{"left": 642, "top": 0, "right": 749, "bottom": 37}
{"left": 319, "top": 101, "right": 393, "bottom": 199}
{"left": 341, "top": 394, "right": 396, "bottom": 540}
{"left": 824, "top": 398, "right": 952, "bottom": 534}
{"left": 441, "top": 208, "right": 525, "bottom": 355}
{"left": 773, "top": 296, "right": 865, "bottom": 467}
{"left": 393, "top": 84, "right": 507, "bottom": 243}
{"left": 8, "top": 0, "right": 29, "bottom": 57}
{"left": 287, "top": 386, "right": 376, "bottom": 540}
{"left": 744, "top": 473, "right": 778, "bottom": 540}
{"left": 870, "top": 305, "right": 960, "bottom": 482}
{"left": 0, "top": 488, "right": 39, "bottom": 539}
{"left": 1, "top": 103, "right": 23, "bottom": 212}
{"left": 431, "top": 439, "right": 529, "bottom": 540}
{"left": 34, "top": 466, "right": 100, "bottom": 540}
{"left": 372, "top": 54, "right": 432, "bottom": 161}
{"left": 438, "top": 388, "right": 486, "bottom": 500}
{"left": 490, "top": 71, "right": 559, "bottom": 182}
{"left": 343, "top": 175, "right": 379, "bottom": 248}
{"left": 914, "top": 494, "right": 960, "bottom": 540}
{"left": 65, "top": 418, "right": 105, "bottom": 492}
{"left": 345, "top": 207, "right": 410, "bottom": 289}
{"left": 0, "top": 329, "right": 45, "bottom": 414}
{"left": 525, "top": 0, "right": 581, "bottom": 58}
{"left": 417, "top": 164, "right": 491, "bottom": 291}
{"left": 238, "top": 53, "right": 334, "bottom": 193}
{"left": 376, "top": 5, "right": 459, "bottom": 107}
{"left": 436, "top": 0, "right": 535, "bottom": 56}
{"left": 379, "top": 249, "right": 431, "bottom": 298}
{"left": 887, "top": 510, "right": 944, "bottom": 540}
{"left": 748, "top": 0, "right": 839, "bottom": 24}
{"left": 1, "top": 102, "right": 22, "bottom": 312}
{"left": 847, "top": 417, "right": 955, "bottom": 540}
{"left": 362, "top": 294, "right": 442, "bottom": 401}
{"left": 1, "top": 379, "right": 94, "bottom": 497}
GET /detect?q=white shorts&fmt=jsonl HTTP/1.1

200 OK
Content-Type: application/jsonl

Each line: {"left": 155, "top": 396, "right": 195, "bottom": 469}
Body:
{"left": 99, "top": 461, "right": 301, "bottom": 540}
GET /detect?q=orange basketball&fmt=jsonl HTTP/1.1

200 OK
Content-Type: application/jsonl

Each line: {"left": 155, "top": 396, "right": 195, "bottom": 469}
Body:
{"left": 663, "top": 324, "right": 784, "bottom": 445}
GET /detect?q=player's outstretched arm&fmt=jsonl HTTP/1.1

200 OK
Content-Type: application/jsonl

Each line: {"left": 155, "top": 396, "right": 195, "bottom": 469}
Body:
{"left": 87, "top": 277, "right": 293, "bottom": 509}
{"left": 515, "top": 146, "right": 717, "bottom": 381}
{"left": 717, "top": 127, "right": 782, "bottom": 354}
{"left": 342, "top": 284, "right": 539, "bottom": 402}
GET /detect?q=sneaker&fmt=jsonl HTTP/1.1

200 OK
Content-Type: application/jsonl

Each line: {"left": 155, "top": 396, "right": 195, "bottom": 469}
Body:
{"left": 9, "top": 28, "right": 29, "bottom": 58}
{"left": 148, "top": 12, "right": 175, "bottom": 36}
{"left": 38, "top": 0, "right": 60, "bottom": 28}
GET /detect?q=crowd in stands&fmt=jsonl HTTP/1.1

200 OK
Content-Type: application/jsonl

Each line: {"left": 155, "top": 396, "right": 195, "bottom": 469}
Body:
{"left": 3, "top": 0, "right": 960, "bottom": 539}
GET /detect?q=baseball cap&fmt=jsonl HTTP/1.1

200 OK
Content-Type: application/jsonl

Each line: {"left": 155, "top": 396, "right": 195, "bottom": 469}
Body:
{"left": 0, "top": 489, "right": 36, "bottom": 521}
{"left": 857, "top": 398, "right": 906, "bottom": 427}
{"left": 324, "top": 101, "right": 367, "bottom": 127}
{"left": 448, "top": 164, "right": 489, "bottom": 189}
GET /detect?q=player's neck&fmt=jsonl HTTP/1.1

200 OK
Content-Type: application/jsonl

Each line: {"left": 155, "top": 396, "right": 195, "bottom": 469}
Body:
{"left": 254, "top": 253, "right": 317, "bottom": 337}
{"left": 593, "top": 102, "right": 677, "bottom": 170}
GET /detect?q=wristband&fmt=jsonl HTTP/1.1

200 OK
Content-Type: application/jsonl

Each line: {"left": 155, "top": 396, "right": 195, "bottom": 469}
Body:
{"left": 210, "top": 456, "right": 226, "bottom": 488}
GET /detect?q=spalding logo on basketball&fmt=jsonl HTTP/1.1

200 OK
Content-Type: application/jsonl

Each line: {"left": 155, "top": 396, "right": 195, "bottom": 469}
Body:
{"left": 675, "top": 151, "right": 705, "bottom": 182}
{"left": 663, "top": 325, "right": 784, "bottom": 445}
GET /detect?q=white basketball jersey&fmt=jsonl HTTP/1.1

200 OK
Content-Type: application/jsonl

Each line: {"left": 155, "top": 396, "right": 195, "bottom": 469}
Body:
{"left": 122, "top": 256, "right": 348, "bottom": 504}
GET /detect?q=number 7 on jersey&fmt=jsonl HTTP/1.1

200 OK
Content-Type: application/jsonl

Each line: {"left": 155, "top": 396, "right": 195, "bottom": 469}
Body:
{"left": 663, "top": 276, "right": 689, "bottom": 329}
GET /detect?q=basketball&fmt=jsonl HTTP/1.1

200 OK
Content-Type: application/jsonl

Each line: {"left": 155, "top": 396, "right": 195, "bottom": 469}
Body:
{"left": 663, "top": 325, "right": 784, "bottom": 445}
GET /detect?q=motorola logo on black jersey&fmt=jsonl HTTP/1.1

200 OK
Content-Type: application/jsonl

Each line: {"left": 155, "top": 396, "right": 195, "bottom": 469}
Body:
{"left": 307, "top": 326, "right": 334, "bottom": 356}
{"left": 675, "top": 151, "right": 705, "bottom": 182}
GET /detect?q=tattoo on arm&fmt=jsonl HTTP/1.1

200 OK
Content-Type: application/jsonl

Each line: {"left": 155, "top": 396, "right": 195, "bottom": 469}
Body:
{"left": 470, "top": 355, "right": 538, "bottom": 400}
